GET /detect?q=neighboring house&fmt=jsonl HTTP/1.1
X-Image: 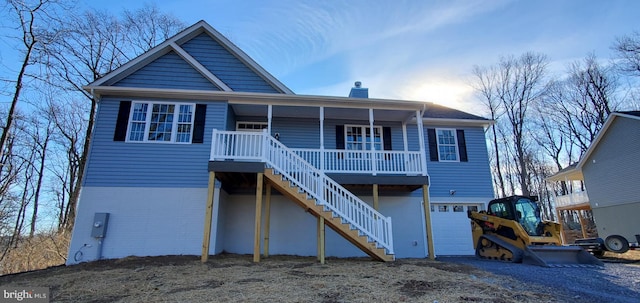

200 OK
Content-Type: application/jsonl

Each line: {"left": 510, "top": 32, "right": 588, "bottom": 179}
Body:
{"left": 67, "top": 20, "right": 494, "bottom": 264}
{"left": 547, "top": 111, "right": 640, "bottom": 249}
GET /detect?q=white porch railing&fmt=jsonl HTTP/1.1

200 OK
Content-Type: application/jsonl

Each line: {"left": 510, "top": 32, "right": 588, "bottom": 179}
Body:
{"left": 210, "top": 129, "right": 394, "bottom": 255}
{"left": 555, "top": 191, "right": 590, "bottom": 209}
{"left": 291, "top": 149, "right": 423, "bottom": 175}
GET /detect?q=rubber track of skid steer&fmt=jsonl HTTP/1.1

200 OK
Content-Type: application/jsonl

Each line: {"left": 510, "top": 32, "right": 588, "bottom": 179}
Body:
{"left": 476, "top": 234, "right": 524, "bottom": 263}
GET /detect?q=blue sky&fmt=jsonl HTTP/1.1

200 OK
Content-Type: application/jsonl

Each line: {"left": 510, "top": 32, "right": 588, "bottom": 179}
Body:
{"left": 11, "top": 1, "right": 640, "bottom": 112}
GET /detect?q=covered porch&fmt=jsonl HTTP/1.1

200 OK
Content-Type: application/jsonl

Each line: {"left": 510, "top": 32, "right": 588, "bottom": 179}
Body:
{"left": 547, "top": 165, "right": 593, "bottom": 243}
{"left": 202, "top": 96, "right": 435, "bottom": 264}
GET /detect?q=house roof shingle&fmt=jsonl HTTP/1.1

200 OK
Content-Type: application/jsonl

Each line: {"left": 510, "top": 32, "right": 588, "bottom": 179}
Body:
{"left": 422, "top": 102, "right": 489, "bottom": 121}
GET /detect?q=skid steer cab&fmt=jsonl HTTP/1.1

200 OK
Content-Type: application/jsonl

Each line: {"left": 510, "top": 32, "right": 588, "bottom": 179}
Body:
{"left": 468, "top": 196, "right": 603, "bottom": 267}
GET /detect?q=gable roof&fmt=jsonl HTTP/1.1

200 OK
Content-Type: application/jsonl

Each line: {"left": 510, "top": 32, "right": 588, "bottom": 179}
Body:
{"left": 547, "top": 111, "right": 640, "bottom": 181}
{"left": 84, "top": 20, "right": 491, "bottom": 125}
{"left": 576, "top": 111, "right": 640, "bottom": 170}
{"left": 89, "top": 20, "right": 293, "bottom": 94}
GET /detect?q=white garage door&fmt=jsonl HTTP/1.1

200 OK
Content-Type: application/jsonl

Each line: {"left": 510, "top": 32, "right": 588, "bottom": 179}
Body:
{"left": 430, "top": 204, "right": 482, "bottom": 256}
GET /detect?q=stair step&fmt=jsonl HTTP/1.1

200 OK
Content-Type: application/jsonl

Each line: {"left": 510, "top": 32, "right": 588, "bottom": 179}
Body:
{"left": 264, "top": 167, "right": 393, "bottom": 261}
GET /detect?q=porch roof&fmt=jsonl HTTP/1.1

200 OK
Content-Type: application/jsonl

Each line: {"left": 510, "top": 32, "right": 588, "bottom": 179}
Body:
{"left": 85, "top": 85, "right": 492, "bottom": 124}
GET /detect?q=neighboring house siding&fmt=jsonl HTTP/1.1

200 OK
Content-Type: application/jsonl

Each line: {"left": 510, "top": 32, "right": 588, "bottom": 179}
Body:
{"left": 113, "top": 51, "right": 220, "bottom": 90}
{"left": 582, "top": 117, "right": 640, "bottom": 208}
{"left": 180, "top": 33, "right": 279, "bottom": 93}
{"left": 83, "top": 97, "right": 227, "bottom": 187}
{"left": 591, "top": 203, "right": 640, "bottom": 243}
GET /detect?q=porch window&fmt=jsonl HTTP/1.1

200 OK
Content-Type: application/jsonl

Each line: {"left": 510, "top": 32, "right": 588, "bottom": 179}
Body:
{"left": 345, "top": 125, "right": 382, "bottom": 150}
{"left": 237, "top": 122, "right": 268, "bottom": 132}
{"left": 126, "top": 101, "right": 195, "bottom": 143}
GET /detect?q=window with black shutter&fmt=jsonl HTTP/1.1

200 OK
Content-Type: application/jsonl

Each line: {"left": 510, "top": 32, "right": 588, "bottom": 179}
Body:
{"left": 427, "top": 128, "right": 467, "bottom": 162}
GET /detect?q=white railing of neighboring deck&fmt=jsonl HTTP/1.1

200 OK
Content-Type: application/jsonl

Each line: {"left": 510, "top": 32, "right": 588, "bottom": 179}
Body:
{"left": 210, "top": 129, "right": 394, "bottom": 255}
{"left": 555, "top": 190, "right": 590, "bottom": 209}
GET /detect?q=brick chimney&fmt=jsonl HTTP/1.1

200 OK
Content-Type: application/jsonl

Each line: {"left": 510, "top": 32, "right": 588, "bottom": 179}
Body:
{"left": 348, "top": 81, "right": 368, "bottom": 98}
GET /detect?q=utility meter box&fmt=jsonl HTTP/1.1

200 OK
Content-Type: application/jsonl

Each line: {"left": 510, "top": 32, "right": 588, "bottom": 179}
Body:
{"left": 91, "top": 213, "right": 110, "bottom": 238}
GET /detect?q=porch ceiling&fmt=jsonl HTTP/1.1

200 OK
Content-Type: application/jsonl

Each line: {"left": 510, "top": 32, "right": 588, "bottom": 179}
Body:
{"left": 230, "top": 104, "right": 416, "bottom": 121}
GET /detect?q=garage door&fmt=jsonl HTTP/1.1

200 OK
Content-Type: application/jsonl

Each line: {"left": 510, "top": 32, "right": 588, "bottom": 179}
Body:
{"left": 430, "top": 204, "right": 482, "bottom": 256}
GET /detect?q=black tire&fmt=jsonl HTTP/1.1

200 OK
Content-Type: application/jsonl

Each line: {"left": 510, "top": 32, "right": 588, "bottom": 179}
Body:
{"left": 604, "top": 235, "right": 629, "bottom": 253}
{"left": 591, "top": 250, "right": 605, "bottom": 258}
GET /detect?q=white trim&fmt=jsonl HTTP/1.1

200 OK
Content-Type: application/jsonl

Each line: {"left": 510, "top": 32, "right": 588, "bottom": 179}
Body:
{"left": 125, "top": 101, "right": 196, "bottom": 144}
{"left": 435, "top": 128, "right": 460, "bottom": 162}
{"left": 83, "top": 87, "right": 491, "bottom": 127}
{"left": 344, "top": 124, "right": 383, "bottom": 151}
{"left": 89, "top": 20, "right": 293, "bottom": 94}
{"left": 423, "top": 117, "right": 494, "bottom": 127}
{"left": 576, "top": 112, "right": 640, "bottom": 170}
{"left": 267, "top": 104, "right": 273, "bottom": 134}
{"left": 169, "top": 42, "right": 232, "bottom": 91}
{"left": 236, "top": 121, "right": 268, "bottom": 132}
{"left": 197, "top": 22, "right": 294, "bottom": 94}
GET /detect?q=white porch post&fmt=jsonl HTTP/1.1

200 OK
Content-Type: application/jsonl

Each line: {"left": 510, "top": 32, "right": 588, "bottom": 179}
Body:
{"left": 267, "top": 104, "right": 273, "bottom": 135}
{"left": 416, "top": 110, "right": 427, "bottom": 176}
{"left": 369, "top": 108, "right": 377, "bottom": 175}
{"left": 320, "top": 107, "right": 325, "bottom": 171}
{"left": 402, "top": 123, "right": 408, "bottom": 153}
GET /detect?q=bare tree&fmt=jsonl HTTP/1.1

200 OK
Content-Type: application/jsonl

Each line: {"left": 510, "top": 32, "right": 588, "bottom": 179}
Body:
{"left": 25, "top": 112, "right": 54, "bottom": 237}
{"left": 613, "top": 31, "right": 640, "bottom": 76}
{"left": 476, "top": 53, "right": 548, "bottom": 196}
{"left": 542, "top": 54, "right": 618, "bottom": 156}
{"left": 121, "top": 4, "right": 185, "bottom": 59}
{"left": 36, "top": 6, "right": 183, "bottom": 230}
{"left": 0, "top": 0, "right": 52, "bottom": 172}
{"left": 472, "top": 65, "right": 507, "bottom": 197}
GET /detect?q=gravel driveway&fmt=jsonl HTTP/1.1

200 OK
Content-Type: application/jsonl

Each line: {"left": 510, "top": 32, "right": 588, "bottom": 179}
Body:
{"left": 439, "top": 257, "right": 640, "bottom": 303}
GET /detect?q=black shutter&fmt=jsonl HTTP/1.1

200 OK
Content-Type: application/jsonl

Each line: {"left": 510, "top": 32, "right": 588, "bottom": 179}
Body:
{"left": 457, "top": 129, "right": 468, "bottom": 162}
{"left": 113, "top": 101, "right": 131, "bottom": 141}
{"left": 192, "top": 104, "right": 207, "bottom": 143}
{"left": 427, "top": 128, "right": 438, "bottom": 161}
{"left": 336, "top": 125, "right": 345, "bottom": 149}
{"left": 382, "top": 127, "right": 392, "bottom": 150}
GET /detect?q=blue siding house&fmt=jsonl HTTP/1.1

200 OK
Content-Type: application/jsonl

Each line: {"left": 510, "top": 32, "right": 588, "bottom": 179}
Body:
{"left": 67, "top": 20, "right": 494, "bottom": 264}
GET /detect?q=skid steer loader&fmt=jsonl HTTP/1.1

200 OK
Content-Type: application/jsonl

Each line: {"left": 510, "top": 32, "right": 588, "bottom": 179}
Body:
{"left": 468, "top": 195, "right": 603, "bottom": 267}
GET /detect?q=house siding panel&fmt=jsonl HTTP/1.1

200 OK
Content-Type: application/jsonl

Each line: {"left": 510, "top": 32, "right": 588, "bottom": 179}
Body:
{"left": 272, "top": 117, "right": 320, "bottom": 149}
{"left": 113, "top": 51, "right": 219, "bottom": 90}
{"left": 180, "top": 33, "right": 279, "bottom": 93}
{"left": 83, "top": 97, "right": 227, "bottom": 187}
{"left": 415, "top": 125, "right": 494, "bottom": 199}
{"left": 582, "top": 118, "right": 640, "bottom": 208}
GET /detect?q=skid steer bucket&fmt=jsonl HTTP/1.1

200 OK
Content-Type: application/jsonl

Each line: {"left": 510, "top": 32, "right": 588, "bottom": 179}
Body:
{"left": 523, "top": 246, "right": 604, "bottom": 267}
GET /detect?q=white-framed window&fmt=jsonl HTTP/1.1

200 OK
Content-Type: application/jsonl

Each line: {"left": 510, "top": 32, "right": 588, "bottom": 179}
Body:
{"left": 345, "top": 125, "right": 382, "bottom": 151}
{"left": 436, "top": 128, "right": 459, "bottom": 161}
{"left": 236, "top": 122, "right": 268, "bottom": 132}
{"left": 126, "top": 101, "right": 195, "bottom": 143}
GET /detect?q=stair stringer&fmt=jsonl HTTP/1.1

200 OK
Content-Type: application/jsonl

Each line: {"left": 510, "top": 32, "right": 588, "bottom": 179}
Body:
{"left": 264, "top": 168, "right": 394, "bottom": 262}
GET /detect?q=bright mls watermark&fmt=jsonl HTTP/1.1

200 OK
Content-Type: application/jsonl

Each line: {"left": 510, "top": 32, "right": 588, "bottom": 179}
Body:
{"left": 0, "top": 287, "right": 49, "bottom": 303}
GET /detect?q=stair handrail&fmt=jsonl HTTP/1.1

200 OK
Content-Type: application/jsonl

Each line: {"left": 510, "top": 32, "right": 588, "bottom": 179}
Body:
{"left": 261, "top": 132, "right": 393, "bottom": 254}
{"left": 210, "top": 129, "right": 393, "bottom": 254}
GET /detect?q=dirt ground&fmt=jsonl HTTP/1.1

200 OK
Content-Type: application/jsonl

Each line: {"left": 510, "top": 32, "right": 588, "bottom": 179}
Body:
{"left": 3, "top": 252, "right": 638, "bottom": 303}
{"left": 0, "top": 254, "right": 563, "bottom": 303}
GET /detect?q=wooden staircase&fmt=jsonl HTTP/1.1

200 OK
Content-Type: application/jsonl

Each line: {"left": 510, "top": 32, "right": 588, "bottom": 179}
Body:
{"left": 264, "top": 168, "right": 394, "bottom": 261}
{"left": 210, "top": 130, "right": 395, "bottom": 261}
